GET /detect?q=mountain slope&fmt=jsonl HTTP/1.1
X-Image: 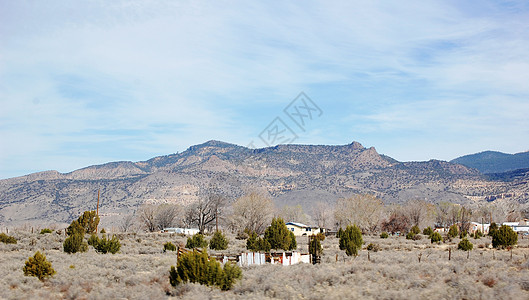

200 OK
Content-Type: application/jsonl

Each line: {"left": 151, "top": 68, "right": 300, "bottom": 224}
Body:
{"left": 451, "top": 150, "right": 529, "bottom": 174}
{"left": 0, "top": 140, "right": 526, "bottom": 227}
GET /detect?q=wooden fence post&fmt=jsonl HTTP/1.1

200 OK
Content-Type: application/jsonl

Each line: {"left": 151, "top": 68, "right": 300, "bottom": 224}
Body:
{"left": 448, "top": 248, "right": 451, "bottom": 261}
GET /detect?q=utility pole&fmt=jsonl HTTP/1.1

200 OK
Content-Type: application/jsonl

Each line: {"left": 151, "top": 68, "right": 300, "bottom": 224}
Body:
{"left": 96, "top": 189, "right": 100, "bottom": 233}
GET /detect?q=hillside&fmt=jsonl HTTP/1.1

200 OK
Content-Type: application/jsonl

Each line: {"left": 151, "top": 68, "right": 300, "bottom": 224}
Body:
{"left": 0, "top": 140, "right": 528, "bottom": 227}
{"left": 451, "top": 150, "right": 529, "bottom": 174}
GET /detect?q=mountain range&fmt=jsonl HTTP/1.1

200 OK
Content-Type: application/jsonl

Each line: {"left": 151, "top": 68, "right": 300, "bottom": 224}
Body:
{"left": 1, "top": 140, "right": 528, "bottom": 228}
{"left": 451, "top": 150, "right": 529, "bottom": 174}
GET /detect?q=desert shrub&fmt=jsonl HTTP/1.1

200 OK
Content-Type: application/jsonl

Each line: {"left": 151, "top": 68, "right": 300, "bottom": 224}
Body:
{"left": 94, "top": 235, "right": 121, "bottom": 254}
{"left": 491, "top": 225, "right": 518, "bottom": 249}
{"left": 63, "top": 233, "right": 88, "bottom": 254}
{"left": 488, "top": 222, "right": 498, "bottom": 236}
{"left": 289, "top": 231, "right": 297, "bottom": 250}
{"left": 169, "top": 250, "right": 242, "bottom": 290}
{"left": 367, "top": 243, "right": 380, "bottom": 252}
{"left": 409, "top": 225, "right": 420, "bottom": 235}
{"left": 430, "top": 232, "right": 442, "bottom": 243}
{"left": 264, "top": 217, "right": 294, "bottom": 250}
{"left": 0, "top": 233, "right": 17, "bottom": 244}
{"left": 209, "top": 231, "right": 229, "bottom": 250}
{"left": 164, "top": 242, "right": 177, "bottom": 252}
{"left": 339, "top": 225, "right": 363, "bottom": 257}
{"left": 100, "top": 228, "right": 106, "bottom": 234}
{"left": 422, "top": 227, "right": 433, "bottom": 236}
{"left": 246, "top": 232, "right": 271, "bottom": 252}
{"left": 336, "top": 227, "right": 343, "bottom": 238}
{"left": 314, "top": 232, "right": 326, "bottom": 241}
{"left": 380, "top": 232, "right": 389, "bottom": 239}
{"left": 309, "top": 235, "right": 323, "bottom": 256}
{"left": 40, "top": 228, "right": 52, "bottom": 234}
{"left": 448, "top": 224, "right": 459, "bottom": 238}
{"left": 88, "top": 234, "right": 100, "bottom": 246}
{"left": 459, "top": 230, "right": 467, "bottom": 238}
{"left": 235, "top": 231, "right": 249, "bottom": 240}
{"left": 458, "top": 238, "right": 473, "bottom": 251}
{"left": 406, "top": 231, "right": 416, "bottom": 240}
{"left": 186, "top": 234, "right": 208, "bottom": 249}
{"left": 23, "top": 251, "right": 56, "bottom": 281}
{"left": 474, "top": 229, "right": 483, "bottom": 239}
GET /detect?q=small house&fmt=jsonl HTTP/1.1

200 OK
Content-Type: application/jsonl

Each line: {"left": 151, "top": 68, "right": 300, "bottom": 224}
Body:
{"left": 285, "top": 222, "right": 323, "bottom": 236}
{"left": 502, "top": 220, "right": 529, "bottom": 232}
{"left": 470, "top": 222, "right": 490, "bottom": 234}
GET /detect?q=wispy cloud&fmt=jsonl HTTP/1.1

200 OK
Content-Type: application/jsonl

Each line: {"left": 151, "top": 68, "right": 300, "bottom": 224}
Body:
{"left": 1, "top": 0, "right": 528, "bottom": 178}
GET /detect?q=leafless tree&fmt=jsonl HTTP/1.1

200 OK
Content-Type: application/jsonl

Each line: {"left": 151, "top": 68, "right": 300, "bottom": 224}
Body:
{"left": 312, "top": 201, "right": 334, "bottom": 229}
{"left": 186, "top": 186, "right": 228, "bottom": 233}
{"left": 382, "top": 210, "right": 410, "bottom": 234}
{"left": 404, "top": 199, "right": 435, "bottom": 228}
{"left": 137, "top": 204, "right": 158, "bottom": 232}
{"left": 334, "top": 194, "right": 384, "bottom": 233}
{"left": 227, "top": 191, "right": 274, "bottom": 234}
{"left": 120, "top": 213, "right": 136, "bottom": 233}
{"left": 155, "top": 204, "right": 181, "bottom": 230}
{"left": 279, "top": 204, "right": 310, "bottom": 224}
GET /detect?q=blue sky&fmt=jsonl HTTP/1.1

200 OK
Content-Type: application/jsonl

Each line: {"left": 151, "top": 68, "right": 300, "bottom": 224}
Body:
{"left": 1, "top": 0, "right": 529, "bottom": 179}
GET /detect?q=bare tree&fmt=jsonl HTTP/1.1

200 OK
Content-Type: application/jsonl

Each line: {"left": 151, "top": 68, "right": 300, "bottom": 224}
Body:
{"left": 279, "top": 204, "right": 310, "bottom": 224}
{"left": 312, "top": 201, "right": 333, "bottom": 229}
{"left": 227, "top": 191, "right": 275, "bottom": 234}
{"left": 120, "top": 213, "right": 136, "bottom": 233}
{"left": 382, "top": 206, "right": 410, "bottom": 234}
{"left": 186, "top": 190, "right": 227, "bottom": 234}
{"left": 155, "top": 204, "right": 181, "bottom": 230}
{"left": 334, "top": 194, "right": 384, "bottom": 233}
{"left": 404, "top": 199, "right": 434, "bottom": 228}
{"left": 137, "top": 204, "right": 158, "bottom": 232}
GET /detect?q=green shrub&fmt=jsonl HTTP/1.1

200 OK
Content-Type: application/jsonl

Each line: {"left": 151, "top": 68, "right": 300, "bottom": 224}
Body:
{"left": 448, "top": 224, "right": 459, "bottom": 238}
{"left": 406, "top": 232, "right": 416, "bottom": 240}
{"left": 40, "top": 228, "right": 53, "bottom": 234}
{"left": 314, "top": 232, "right": 326, "bottom": 241}
{"left": 339, "top": 225, "right": 363, "bottom": 257}
{"left": 169, "top": 249, "right": 242, "bottom": 290}
{"left": 63, "top": 233, "right": 88, "bottom": 254}
{"left": 209, "top": 231, "right": 229, "bottom": 250}
{"left": 164, "top": 242, "right": 177, "bottom": 252}
{"left": 0, "top": 233, "right": 17, "bottom": 244}
{"left": 458, "top": 238, "right": 473, "bottom": 251}
{"left": 246, "top": 232, "right": 271, "bottom": 252}
{"left": 488, "top": 222, "right": 498, "bottom": 236}
{"left": 460, "top": 230, "right": 467, "bottom": 238}
{"left": 380, "top": 232, "right": 389, "bottom": 239}
{"left": 94, "top": 235, "right": 121, "bottom": 254}
{"left": 410, "top": 225, "right": 420, "bottom": 235}
{"left": 289, "top": 231, "right": 297, "bottom": 250}
{"left": 186, "top": 234, "right": 208, "bottom": 249}
{"left": 88, "top": 234, "right": 100, "bottom": 246}
{"left": 430, "top": 231, "right": 442, "bottom": 243}
{"left": 264, "top": 217, "right": 294, "bottom": 250}
{"left": 100, "top": 228, "right": 106, "bottom": 234}
{"left": 492, "top": 225, "right": 518, "bottom": 249}
{"left": 23, "top": 251, "right": 56, "bottom": 281}
{"left": 474, "top": 229, "right": 483, "bottom": 239}
{"left": 366, "top": 243, "right": 380, "bottom": 252}
{"left": 422, "top": 227, "right": 433, "bottom": 236}
{"left": 309, "top": 235, "right": 323, "bottom": 256}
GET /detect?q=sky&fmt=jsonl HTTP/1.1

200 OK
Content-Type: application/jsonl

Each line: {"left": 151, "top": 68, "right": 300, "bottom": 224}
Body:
{"left": 1, "top": 0, "right": 529, "bottom": 179}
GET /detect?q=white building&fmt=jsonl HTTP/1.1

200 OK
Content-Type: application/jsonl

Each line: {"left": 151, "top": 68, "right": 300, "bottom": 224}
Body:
{"left": 470, "top": 222, "right": 490, "bottom": 234}
{"left": 161, "top": 228, "right": 200, "bottom": 235}
{"left": 285, "top": 222, "right": 324, "bottom": 236}
{"left": 502, "top": 221, "right": 529, "bottom": 233}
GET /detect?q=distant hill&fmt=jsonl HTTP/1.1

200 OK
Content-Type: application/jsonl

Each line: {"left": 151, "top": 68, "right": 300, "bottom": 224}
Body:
{"left": 451, "top": 150, "right": 529, "bottom": 174}
{"left": 1, "top": 140, "right": 528, "bottom": 227}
